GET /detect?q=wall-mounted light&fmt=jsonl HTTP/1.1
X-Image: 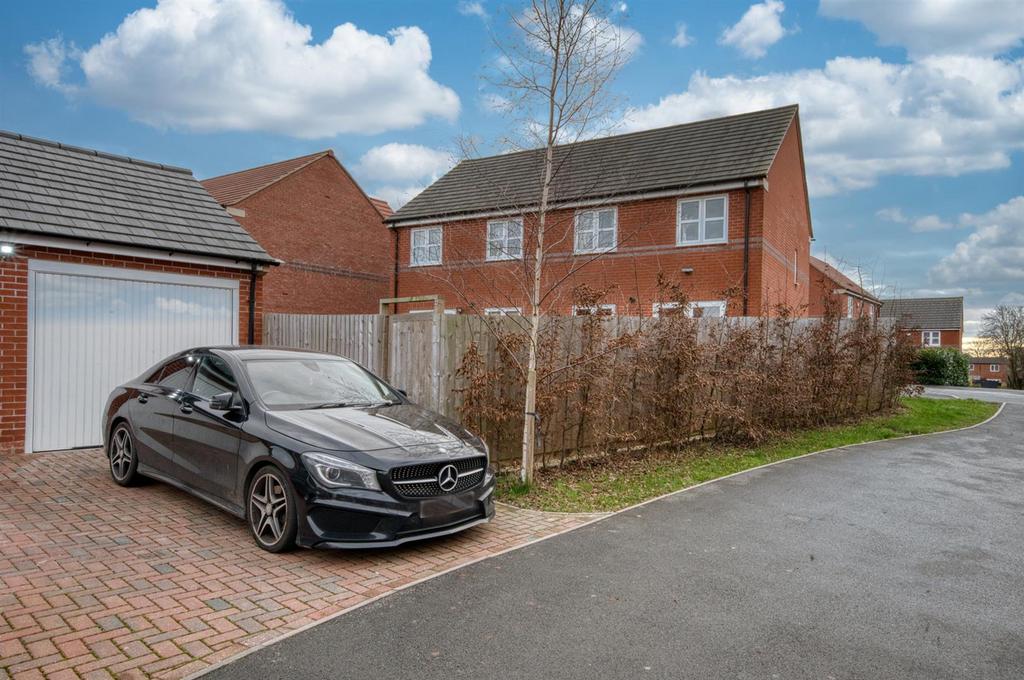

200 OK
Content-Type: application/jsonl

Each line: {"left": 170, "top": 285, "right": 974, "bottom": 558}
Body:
{"left": 0, "top": 243, "right": 14, "bottom": 256}
{"left": 681, "top": 267, "right": 694, "bottom": 275}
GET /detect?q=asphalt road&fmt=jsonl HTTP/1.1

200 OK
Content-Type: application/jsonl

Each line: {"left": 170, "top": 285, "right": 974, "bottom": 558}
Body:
{"left": 205, "top": 404, "right": 1024, "bottom": 680}
{"left": 923, "top": 384, "right": 1024, "bottom": 406}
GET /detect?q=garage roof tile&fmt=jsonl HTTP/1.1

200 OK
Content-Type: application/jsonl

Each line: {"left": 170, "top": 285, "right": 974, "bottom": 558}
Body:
{"left": 0, "top": 130, "right": 276, "bottom": 264}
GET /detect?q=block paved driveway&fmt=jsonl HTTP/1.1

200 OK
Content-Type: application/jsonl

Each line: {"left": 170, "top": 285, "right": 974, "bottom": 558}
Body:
{"left": 0, "top": 449, "right": 600, "bottom": 679}
{"left": 208, "top": 404, "right": 1024, "bottom": 680}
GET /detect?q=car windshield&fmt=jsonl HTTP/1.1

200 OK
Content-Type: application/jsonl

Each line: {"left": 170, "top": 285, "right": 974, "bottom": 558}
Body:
{"left": 245, "top": 358, "right": 398, "bottom": 410}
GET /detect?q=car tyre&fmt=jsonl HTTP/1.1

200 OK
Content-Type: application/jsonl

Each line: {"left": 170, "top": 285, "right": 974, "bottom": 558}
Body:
{"left": 247, "top": 465, "right": 298, "bottom": 553}
{"left": 108, "top": 423, "right": 143, "bottom": 486}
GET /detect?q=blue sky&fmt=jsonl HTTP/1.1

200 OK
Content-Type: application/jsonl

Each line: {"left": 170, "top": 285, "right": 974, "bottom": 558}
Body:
{"left": 1, "top": 0, "right": 1022, "bottom": 341}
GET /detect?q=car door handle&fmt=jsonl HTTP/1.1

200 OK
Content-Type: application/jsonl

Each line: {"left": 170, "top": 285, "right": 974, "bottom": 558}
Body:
{"left": 179, "top": 404, "right": 193, "bottom": 414}
{"left": 137, "top": 394, "right": 149, "bottom": 404}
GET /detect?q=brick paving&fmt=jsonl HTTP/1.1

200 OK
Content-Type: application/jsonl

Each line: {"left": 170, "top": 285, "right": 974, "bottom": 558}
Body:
{"left": 0, "top": 449, "right": 602, "bottom": 679}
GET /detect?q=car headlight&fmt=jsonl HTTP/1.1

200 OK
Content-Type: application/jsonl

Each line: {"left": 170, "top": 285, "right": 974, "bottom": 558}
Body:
{"left": 301, "top": 452, "right": 381, "bottom": 491}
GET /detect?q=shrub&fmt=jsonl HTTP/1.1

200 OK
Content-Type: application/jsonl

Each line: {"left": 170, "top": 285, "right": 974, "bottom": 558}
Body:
{"left": 913, "top": 348, "right": 970, "bottom": 386}
{"left": 456, "top": 282, "right": 918, "bottom": 472}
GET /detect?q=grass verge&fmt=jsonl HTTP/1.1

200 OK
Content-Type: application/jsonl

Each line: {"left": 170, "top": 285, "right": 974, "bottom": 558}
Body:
{"left": 496, "top": 397, "right": 998, "bottom": 513}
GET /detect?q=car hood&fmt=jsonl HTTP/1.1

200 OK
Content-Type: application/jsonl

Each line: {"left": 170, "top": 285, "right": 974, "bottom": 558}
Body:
{"left": 264, "top": 403, "right": 483, "bottom": 463}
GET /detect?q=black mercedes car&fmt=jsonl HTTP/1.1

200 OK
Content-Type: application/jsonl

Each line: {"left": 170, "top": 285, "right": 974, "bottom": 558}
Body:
{"left": 102, "top": 347, "right": 495, "bottom": 552}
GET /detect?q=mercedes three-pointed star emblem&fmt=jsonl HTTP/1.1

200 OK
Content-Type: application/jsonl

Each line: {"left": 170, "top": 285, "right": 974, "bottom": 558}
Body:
{"left": 436, "top": 464, "right": 459, "bottom": 492}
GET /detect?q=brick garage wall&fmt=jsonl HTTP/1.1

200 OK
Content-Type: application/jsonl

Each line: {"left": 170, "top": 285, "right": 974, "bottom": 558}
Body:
{"left": 230, "top": 156, "right": 394, "bottom": 314}
{"left": 393, "top": 188, "right": 774, "bottom": 316}
{"left": 760, "top": 118, "right": 812, "bottom": 315}
{"left": 0, "top": 245, "right": 264, "bottom": 454}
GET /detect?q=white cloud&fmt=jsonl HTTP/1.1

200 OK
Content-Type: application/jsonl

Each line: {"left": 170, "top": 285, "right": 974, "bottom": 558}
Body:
{"left": 25, "top": 0, "right": 459, "bottom": 138}
{"left": 458, "top": 1, "right": 487, "bottom": 19}
{"left": 371, "top": 185, "right": 428, "bottom": 210}
{"left": 622, "top": 54, "right": 1024, "bottom": 196}
{"left": 930, "top": 196, "right": 1024, "bottom": 289}
{"left": 671, "top": 24, "right": 693, "bottom": 48}
{"left": 910, "top": 215, "right": 954, "bottom": 232}
{"left": 479, "top": 92, "right": 511, "bottom": 113}
{"left": 356, "top": 143, "right": 454, "bottom": 183}
{"left": 820, "top": 0, "right": 1024, "bottom": 58}
{"left": 876, "top": 207, "right": 908, "bottom": 223}
{"left": 719, "top": 0, "right": 787, "bottom": 58}
{"left": 24, "top": 36, "right": 79, "bottom": 93}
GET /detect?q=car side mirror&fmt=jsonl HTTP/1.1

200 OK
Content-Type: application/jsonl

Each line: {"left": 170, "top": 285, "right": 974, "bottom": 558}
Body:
{"left": 210, "top": 391, "right": 242, "bottom": 413}
{"left": 396, "top": 388, "right": 408, "bottom": 398}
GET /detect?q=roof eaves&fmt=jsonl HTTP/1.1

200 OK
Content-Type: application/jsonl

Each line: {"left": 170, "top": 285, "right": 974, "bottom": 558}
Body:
{"left": 204, "top": 151, "right": 332, "bottom": 206}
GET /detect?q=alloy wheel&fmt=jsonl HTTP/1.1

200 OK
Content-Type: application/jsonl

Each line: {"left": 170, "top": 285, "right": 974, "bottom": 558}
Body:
{"left": 249, "top": 472, "right": 289, "bottom": 546}
{"left": 110, "top": 427, "right": 134, "bottom": 481}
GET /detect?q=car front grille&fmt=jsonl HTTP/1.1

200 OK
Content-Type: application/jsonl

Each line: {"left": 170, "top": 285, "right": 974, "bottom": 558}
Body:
{"left": 390, "top": 456, "right": 487, "bottom": 498}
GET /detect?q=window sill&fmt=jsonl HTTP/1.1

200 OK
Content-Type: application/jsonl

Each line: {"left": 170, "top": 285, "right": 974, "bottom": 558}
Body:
{"left": 675, "top": 239, "right": 728, "bottom": 248}
{"left": 409, "top": 262, "right": 442, "bottom": 268}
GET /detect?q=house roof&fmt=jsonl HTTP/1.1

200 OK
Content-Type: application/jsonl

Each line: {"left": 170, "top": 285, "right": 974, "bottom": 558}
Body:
{"left": 969, "top": 356, "right": 1007, "bottom": 364}
{"left": 809, "top": 256, "right": 880, "bottom": 303}
{"left": 369, "top": 197, "right": 393, "bottom": 219}
{"left": 202, "top": 151, "right": 332, "bottom": 206}
{"left": 0, "top": 130, "right": 275, "bottom": 264}
{"left": 389, "top": 105, "right": 799, "bottom": 224}
{"left": 880, "top": 297, "right": 964, "bottom": 330}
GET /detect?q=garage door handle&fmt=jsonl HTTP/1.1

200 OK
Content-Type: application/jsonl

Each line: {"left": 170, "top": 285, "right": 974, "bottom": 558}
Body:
{"left": 179, "top": 404, "right": 193, "bottom": 414}
{"left": 137, "top": 394, "right": 148, "bottom": 404}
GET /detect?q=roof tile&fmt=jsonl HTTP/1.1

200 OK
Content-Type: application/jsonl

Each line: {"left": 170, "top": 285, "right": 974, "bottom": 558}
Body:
{"left": 0, "top": 130, "right": 274, "bottom": 263}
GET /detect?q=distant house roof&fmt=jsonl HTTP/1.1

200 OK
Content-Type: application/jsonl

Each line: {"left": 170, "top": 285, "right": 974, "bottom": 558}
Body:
{"left": 969, "top": 356, "right": 1007, "bottom": 364}
{"left": 389, "top": 105, "right": 801, "bottom": 224}
{"left": 809, "top": 256, "right": 880, "bottom": 303}
{"left": 202, "top": 151, "right": 332, "bottom": 206}
{"left": 0, "top": 130, "right": 275, "bottom": 264}
{"left": 880, "top": 297, "right": 964, "bottom": 330}
{"left": 369, "top": 197, "right": 393, "bottom": 219}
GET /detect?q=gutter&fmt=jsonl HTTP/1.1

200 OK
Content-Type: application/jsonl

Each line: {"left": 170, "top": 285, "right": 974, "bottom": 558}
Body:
{"left": 385, "top": 179, "right": 767, "bottom": 228}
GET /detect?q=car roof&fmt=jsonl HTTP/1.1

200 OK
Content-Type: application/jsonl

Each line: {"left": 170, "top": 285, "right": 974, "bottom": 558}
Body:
{"left": 202, "top": 346, "right": 350, "bottom": 361}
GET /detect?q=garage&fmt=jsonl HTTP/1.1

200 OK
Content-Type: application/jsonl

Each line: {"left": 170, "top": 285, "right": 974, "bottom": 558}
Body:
{"left": 0, "top": 130, "right": 276, "bottom": 455}
{"left": 27, "top": 261, "right": 240, "bottom": 451}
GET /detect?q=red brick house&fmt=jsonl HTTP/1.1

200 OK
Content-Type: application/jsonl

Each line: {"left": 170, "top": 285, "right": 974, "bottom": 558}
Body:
{"left": 808, "top": 256, "right": 881, "bottom": 319}
{"left": 880, "top": 297, "right": 964, "bottom": 350}
{"left": 968, "top": 357, "right": 1008, "bottom": 387}
{"left": 202, "top": 151, "right": 394, "bottom": 314}
{"left": 385, "top": 106, "right": 813, "bottom": 317}
{"left": 0, "top": 131, "right": 275, "bottom": 453}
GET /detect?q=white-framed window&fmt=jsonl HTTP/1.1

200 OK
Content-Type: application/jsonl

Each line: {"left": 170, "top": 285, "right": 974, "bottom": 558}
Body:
{"left": 688, "top": 300, "right": 727, "bottom": 318}
{"left": 484, "top": 307, "right": 522, "bottom": 316}
{"left": 652, "top": 302, "right": 682, "bottom": 318}
{"left": 990, "top": 364, "right": 1001, "bottom": 372}
{"left": 486, "top": 218, "right": 523, "bottom": 261}
{"left": 677, "top": 195, "right": 728, "bottom": 246}
{"left": 847, "top": 297, "right": 854, "bottom": 318}
{"left": 574, "top": 207, "right": 617, "bottom": 254}
{"left": 922, "top": 330, "right": 941, "bottom": 347}
{"left": 410, "top": 226, "right": 442, "bottom": 266}
{"left": 572, "top": 303, "right": 616, "bottom": 317}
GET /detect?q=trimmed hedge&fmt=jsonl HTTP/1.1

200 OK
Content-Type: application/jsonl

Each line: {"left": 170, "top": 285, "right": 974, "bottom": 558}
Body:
{"left": 913, "top": 347, "right": 970, "bottom": 386}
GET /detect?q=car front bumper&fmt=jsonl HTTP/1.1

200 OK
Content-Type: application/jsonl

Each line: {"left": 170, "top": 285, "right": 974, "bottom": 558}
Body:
{"left": 295, "top": 475, "right": 496, "bottom": 549}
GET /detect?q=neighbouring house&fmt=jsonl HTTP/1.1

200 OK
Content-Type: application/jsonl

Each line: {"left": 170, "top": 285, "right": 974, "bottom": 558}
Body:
{"left": 0, "top": 130, "right": 276, "bottom": 454}
{"left": 385, "top": 105, "right": 813, "bottom": 317}
{"left": 969, "top": 357, "right": 1007, "bottom": 387}
{"left": 202, "top": 151, "right": 394, "bottom": 315}
{"left": 880, "top": 297, "right": 964, "bottom": 350}
{"left": 808, "top": 256, "right": 881, "bottom": 319}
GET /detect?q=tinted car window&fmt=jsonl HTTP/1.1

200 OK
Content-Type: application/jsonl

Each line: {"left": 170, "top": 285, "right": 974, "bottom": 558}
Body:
{"left": 193, "top": 355, "right": 238, "bottom": 399}
{"left": 157, "top": 357, "right": 195, "bottom": 391}
{"left": 246, "top": 359, "right": 395, "bottom": 409}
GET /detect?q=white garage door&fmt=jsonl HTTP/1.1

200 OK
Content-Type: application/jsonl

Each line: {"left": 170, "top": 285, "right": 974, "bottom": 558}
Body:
{"left": 28, "top": 260, "right": 239, "bottom": 452}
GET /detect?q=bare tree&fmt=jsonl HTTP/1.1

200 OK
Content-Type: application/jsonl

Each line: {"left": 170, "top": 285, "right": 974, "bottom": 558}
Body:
{"left": 978, "top": 305, "right": 1024, "bottom": 389}
{"left": 489, "top": 0, "right": 630, "bottom": 482}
